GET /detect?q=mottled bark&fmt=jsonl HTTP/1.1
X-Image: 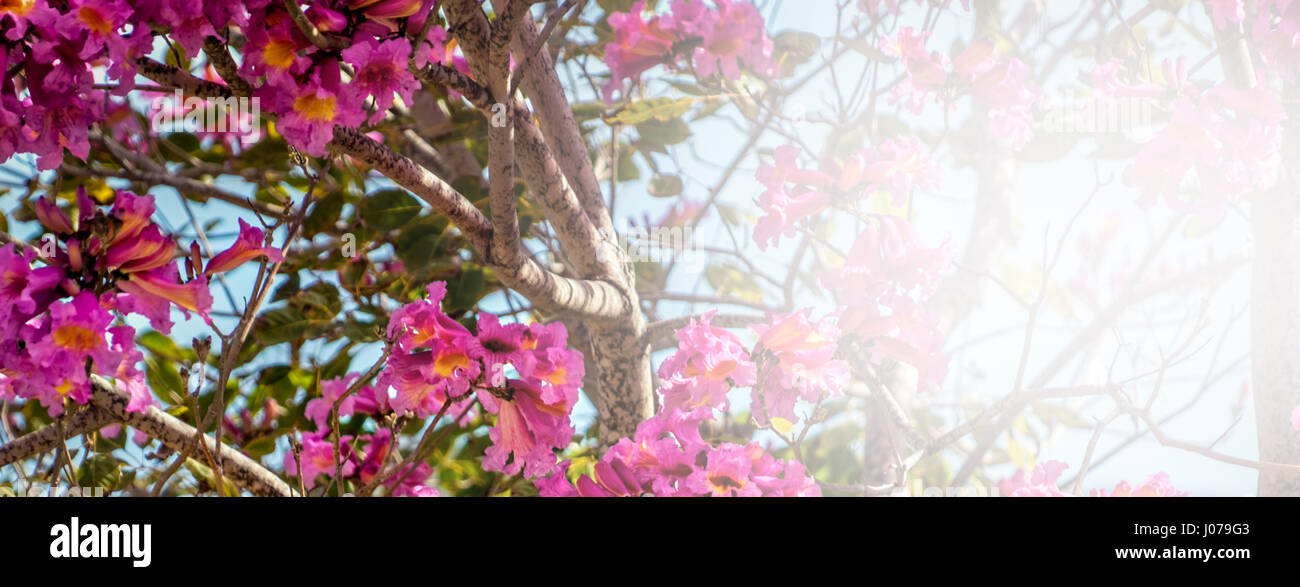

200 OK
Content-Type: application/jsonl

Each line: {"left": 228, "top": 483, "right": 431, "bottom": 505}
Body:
{"left": 1251, "top": 88, "right": 1300, "bottom": 496}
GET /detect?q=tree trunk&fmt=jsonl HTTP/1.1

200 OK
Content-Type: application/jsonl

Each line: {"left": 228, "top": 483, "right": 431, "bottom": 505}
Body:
{"left": 1251, "top": 83, "right": 1300, "bottom": 496}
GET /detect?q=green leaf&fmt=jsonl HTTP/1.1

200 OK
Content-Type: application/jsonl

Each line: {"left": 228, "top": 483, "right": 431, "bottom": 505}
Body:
{"left": 395, "top": 218, "right": 446, "bottom": 269}
{"left": 616, "top": 146, "right": 639, "bottom": 182}
{"left": 304, "top": 190, "right": 345, "bottom": 235}
{"left": 665, "top": 79, "right": 708, "bottom": 96}
{"left": 184, "top": 458, "right": 239, "bottom": 496}
{"left": 341, "top": 318, "right": 380, "bottom": 343}
{"left": 444, "top": 264, "right": 486, "bottom": 313}
{"left": 361, "top": 188, "right": 422, "bottom": 231}
{"left": 138, "top": 331, "right": 184, "bottom": 362}
{"left": 145, "top": 356, "right": 185, "bottom": 405}
{"left": 772, "top": 31, "right": 821, "bottom": 76}
{"left": 244, "top": 436, "right": 278, "bottom": 459}
{"left": 705, "top": 264, "right": 764, "bottom": 304}
{"left": 606, "top": 97, "right": 698, "bottom": 125}
{"left": 256, "top": 307, "right": 330, "bottom": 345}
{"left": 647, "top": 174, "right": 683, "bottom": 198}
{"left": 77, "top": 454, "right": 122, "bottom": 492}
{"left": 636, "top": 116, "right": 691, "bottom": 146}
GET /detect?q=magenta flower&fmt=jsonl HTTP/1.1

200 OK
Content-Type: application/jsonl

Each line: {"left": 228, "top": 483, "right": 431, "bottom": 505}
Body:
{"left": 1090, "top": 473, "right": 1188, "bottom": 497}
{"left": 0, "top": 244, "right": 63, "bottom": 330}
{"left": 284, "top": 432, "right": 355, "bottom": 490}
{"left": 686, "top": 443, "right": 760, "bottom": 497}
{"left": 750, "top": 311, "right": 849, "bottom": 426}
{"left": 341, "top": 37, "right": 420, "bottom": 124}
{"left": 378, "top": 282, "right": 482, "bottom": 417}
{"left": 305, "top": 373, "right": 382, "bottom": 432}
{"left": 657, "top": 310, "right": 755, "bottom": 413}
{"left": 602, "top": 1, "right": 678, "bottom": 103}
{"left": 116, "top": 264, "right": 213, "bottom": 330}
{"left": 386, "top": 282, "right": 472, "bottom": 350}
{"left": 479, "top": 378, "right": 575, "bottom": 479}
{"left": 686, "top": 0, "right": 774, "bottom": 80}
{"left": 601, "top": 0, "right": 775, "bottom": 103}
{"left": 468, "top": 313, "right": 532, "bottom": 386}
{"left": 204, "top": 218, "right": 285, "bottom": 275}
{"left": 266, "top": 62, "right": 366, "bottom": 156}
{"left": 999, "top": 461, "right": 1074, "bottom": 497}
{"left": 238, "top": 16, "right": 310, "bottom": 91}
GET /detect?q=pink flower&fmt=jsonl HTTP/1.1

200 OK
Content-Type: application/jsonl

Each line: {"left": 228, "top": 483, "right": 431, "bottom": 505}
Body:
{"left": 686, "top": 443, "right": 761, "bottom": 497}
{"left": 1091, "top": 473, "right": 1188, "bottom": 497}
{"left": 284, "top": 432, "right": 354, "bottom": 490}
{"left": 347, "top": 0, "right": 425, "bottom": 28}
{"left": 204, "top": 218, "right": 284, "bottom": 275}
{"left": 1126, "top": 82, "right": 1284, "bottom": 219}
{"left": 823, "top": 216, "right": 950, "bottom": 391}
{"left": 686, "top": 0, "right": 774, "bottom": 80}
{"left": 862, "top": 136, "right": 943, "bottom": 199}
{"left": 305, "top": 373, "right": 381, "bottom": 432}
{"left": 116, "top": 264, "right": 213, "bottom": 330}
{"left": 266, "top": 63, "right": 366, "bottom": 157}
{"left": 657, "top": 310, "right": 756, "bottom": 413}
{"left": 999, "top": 461, "right": 1073, "bottom": 497}
{"left": 342, "top": 37, "right": 421, "bottom": 125}
{"left": 479, "top": 378, "right": 575, "bottom": 479}
{"left": 386, "top": 282, "right": 472, "bottom": 351}
{"left": 0, "top": 243, "right": 63, "bottom": 332}
{"left": 602, "top": 1, "right": 679, "bottom": 103}
{"left": 750, "top": 311, "right": 850, "bottom": 426}
{"left": 238, "top": 16, "right": 310, "bottom": 90}
{"left": 601, "top": 0, "right": 774, "bottom": 103}
{"left": 469, "top": 314, "right": 533, "bottom": 386}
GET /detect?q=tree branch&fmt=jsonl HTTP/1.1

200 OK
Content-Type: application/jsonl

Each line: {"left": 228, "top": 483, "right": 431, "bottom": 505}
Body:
{"left": 0, "top": 377, "right": 292, "bottom": 497}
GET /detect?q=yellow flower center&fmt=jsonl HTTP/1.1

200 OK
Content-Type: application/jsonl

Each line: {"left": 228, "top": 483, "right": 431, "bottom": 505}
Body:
{"left": 708, "top": 473, "right": 745, "bottom": 494}
{"left": 543, "top": 366, "right": 567, "bottom": 386}
{"left": 0, "top": 0, "right": 34, "bottom": 17}
{"left": 293, "top": 92, "right": 337, "bottom": 122}
{"left": 53, "top": 324, "right": 100, "bottom": 352}
{"left": 78, "top": 5, "right": 113, "bottom": 35}
{"left": 433, "top": 350, "right": 469, "bottom": 378}
{"left": 263, "top": 40, "right": 299, "bottom": 70}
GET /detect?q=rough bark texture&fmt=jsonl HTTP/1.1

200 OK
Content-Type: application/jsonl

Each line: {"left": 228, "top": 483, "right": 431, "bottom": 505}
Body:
{"left": 1210, "top": 12, "right": 1300, "bottom": 496}
{"left": 1252, "top": 87, "right": 1300, "bottom": 496}
{"left": 448, "top": 0, "right": 654, "bottom": 444}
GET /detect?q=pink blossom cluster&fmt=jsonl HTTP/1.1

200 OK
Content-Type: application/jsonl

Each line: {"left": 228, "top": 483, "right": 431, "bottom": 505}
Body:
{"left": 284, "top": 373, "right": 437, "bottom": 495}
{"left": 752, "top": 139, "right": 941, "bottom": 250}
{"left": 823, "top": 215, "right": 950, "bottom": 392}
{"left": 602, "top": 0, "right": 775, "bottom": 102}
{"left": 375, "top": 281, "right": 584, "bottom": 481}
{"left": 881, "top": 30, "right": 1039, "bottom": 150}
{"left": 1125, "top": 81, "right": 1285, "bottom": 223}
{"left": 0, "top": 0, "right": 465, "bottom": 164}
{"left": 0, "top": 190, "right": 278, "bottom": 417}
{"left": 999, "top": 461, "right": 1188, "bottom": 497}
{"left": 238, "top": 0, "right": 459, "bottom": 156}
{"left": 1207, "top": 0, "right": 1300, "bottom": 81}
{"left": 538, "top": 311, "right": 822, "bottom": 497}
{"left": 749, "top": 310, "right": 850, "bottom": 428}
